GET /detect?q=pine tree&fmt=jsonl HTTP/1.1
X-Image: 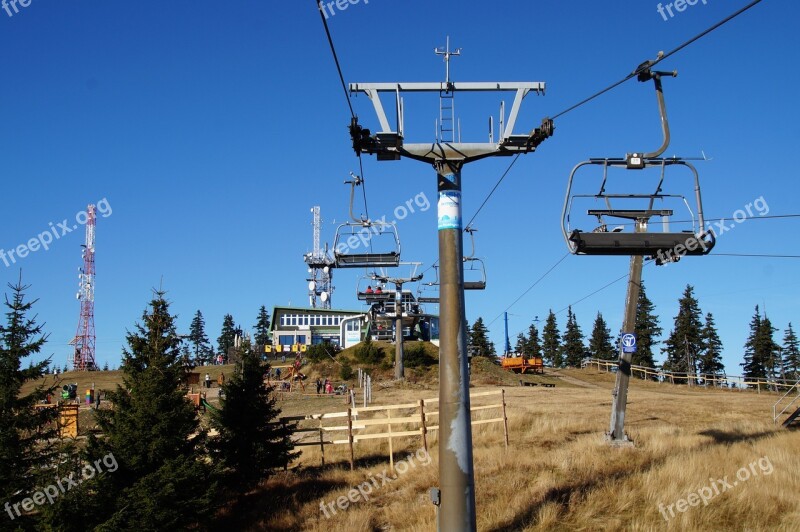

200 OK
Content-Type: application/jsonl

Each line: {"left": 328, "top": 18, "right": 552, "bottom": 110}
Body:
{"left": 589, "top": 312, "right": 615, "bottom": 361}
{"left": 698, "top": 312, "right": 725, "bottom": 381}
{"left": 189, "top": 310, "right": 213, "bottom": 364}
{"left": 253, "top": 306, "right": 271, "bottom": 347}
{"left": 58, "top": 290, "right": 217, "bottom": 529}
{"left": 102, "top": 361, "right": 110, "bottom": 371}
{"left": 662, "top": 285, "right": 704, "bottom": 378}
{"left": 782, "top": 323, "right": 800, "bottom": 382}
{"left": 0, "top": 278, "right": 58, "bottom": 528}
{"left": 514, "top": 332, "right": 526, "bottom": 355}
{"left": 633, "top": 280, "right": 661, "bottom": 368}
{"left": 218, "top": 313, "right": 237, "bottom": 359}
{"left": 468, "top": 317, "right": 495, "bottom": 357}
{"left": 562, "top": 306, "right": 586, "bottom": 367}
{"left": 526, "top": 322, "right": 542, "bottom": 359}
{"left": 542, "top": 310, "right": 562, "bottom": 367}
{"left": 210, "top": 339, "right": 297, "bottom": 490}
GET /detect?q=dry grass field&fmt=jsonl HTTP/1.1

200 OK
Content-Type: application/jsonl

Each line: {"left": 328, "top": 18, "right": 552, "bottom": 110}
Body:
{"left": 25, "top": 363, "right": 800, "bottom": 530}
{"left": 218, "top": 366, "right": 800, "bottom": 531}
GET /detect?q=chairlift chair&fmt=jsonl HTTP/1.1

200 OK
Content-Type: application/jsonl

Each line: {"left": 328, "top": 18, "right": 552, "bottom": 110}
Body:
{"left": 562, "top": 159, "right": 715, "bottom": 261}
{"left": 356, "top": 274, "right": 393, "bottom": 303}
{"left": 333, "top": 173, "right": 402, "bottom": 268}
{"left": 463, "top": 227, "right": 487, "bottom": 290}
{"left": 333, "top": 221, "right": 401, "bottom": 268}
{"left": 416, "top": 265, "right": 440, "bottom": 304}
{"left": 560, "top": 66, "right": 715, "bottom": 263}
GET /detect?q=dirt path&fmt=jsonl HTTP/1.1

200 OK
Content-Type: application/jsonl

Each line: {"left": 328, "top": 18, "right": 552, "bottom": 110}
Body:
{"left": 544, "top": 368, "right": 603, "bottom": 389}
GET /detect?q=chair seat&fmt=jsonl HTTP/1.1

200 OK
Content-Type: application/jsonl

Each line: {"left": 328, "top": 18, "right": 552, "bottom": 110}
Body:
{"left": 569, "top": 230, "right": 714, "bottom": 257}
{"left": 334, "top": 252, "right": 400, "bottom": 268}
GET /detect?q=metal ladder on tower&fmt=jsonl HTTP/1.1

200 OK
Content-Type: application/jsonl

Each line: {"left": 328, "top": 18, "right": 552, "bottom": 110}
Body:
{"left": 773, "top": 379, "right": 800, "bottom": 427}
{"left": 439, "top": 88, "right": 455, "bottom": 142}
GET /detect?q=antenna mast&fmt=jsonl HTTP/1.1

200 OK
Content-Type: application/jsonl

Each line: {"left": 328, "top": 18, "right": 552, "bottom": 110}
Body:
{"left": 304, "top": 206, "right": 335, "bottom": 309}
{"left": 71, "top": 205, "right": 96, "bottom": 371}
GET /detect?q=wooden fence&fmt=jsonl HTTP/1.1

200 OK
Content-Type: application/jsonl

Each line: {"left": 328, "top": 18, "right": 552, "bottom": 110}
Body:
{"left": 282, "top": 389, "right": 508, "bottom": 471}
{"left": 582, "top": 358, "right": 796, "bottom": 393}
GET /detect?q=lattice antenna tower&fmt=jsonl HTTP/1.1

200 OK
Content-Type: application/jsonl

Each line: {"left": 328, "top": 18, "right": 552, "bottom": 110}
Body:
{"left": 304, "top": 206, "right": 335, "bottom": 309}
{"left": 71, "top": 204, "right": 96, "bottom": 371}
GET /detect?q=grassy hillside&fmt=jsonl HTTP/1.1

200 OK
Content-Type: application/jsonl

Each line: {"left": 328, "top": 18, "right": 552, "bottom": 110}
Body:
{"left": 19, "top": 361, "right": 800, "bottom": 530}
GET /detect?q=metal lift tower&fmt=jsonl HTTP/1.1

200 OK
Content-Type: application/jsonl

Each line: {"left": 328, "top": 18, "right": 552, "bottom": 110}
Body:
{"left": 304, "top": 206, "right": 335, "bottom": 309}
{"left": 70, "top": 204, "right": 96, "bottom": 371}
{"left": 349, "top": 41, "right": 553, "bottom": 531}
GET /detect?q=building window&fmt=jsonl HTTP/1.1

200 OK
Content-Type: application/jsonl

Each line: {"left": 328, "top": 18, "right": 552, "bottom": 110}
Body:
{"left": 279, "top": 335, "right": 294, "bottom": 346}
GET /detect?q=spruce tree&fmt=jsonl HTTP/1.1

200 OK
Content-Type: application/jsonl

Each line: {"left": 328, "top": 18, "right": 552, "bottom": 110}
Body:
{"left": 468, "top": 317, "right": 495, "bottom": 357}
{"left": 588, "top": 312, "right": 615, "bottom": 361}
{"left": 782, "top": 323, "right": 800, "bottom": 382}
{"left": 633, "top": 280, "right": 661, "bottom": 368}
{"left": 662, "top": 285, "right": 704, "bottom": 378}
{"left": 253, "top": 306, "right": 271, "bottom": 347}
{"left": 542, "top": 310, "right": 562, "bottom": 367}
{"left": 189, "top": 310, "right": 213, "bottom": 364}
{"left": 210, "top": 339, "right": 297, "bottom": 491}
{"left": 698, "top": 312, "right": 725, "bottom": 381}
{"left": 514, "top": 333, "right": 526, "bottom": 356}
{"left": 760, "top": 315, "right": 782, "bottom": 382}
{"left": 742, "top": 306, "right": 766, "bottom": 383}
{"left": 526, "top": 322, "right": 542, "bottom": 359}
{"left": 218, "top": 314, "right": 237, "bottom": 359}
{"left": 59, "top": 290, "right": 217, "bottom": 530}
{"left": 562, "top": 306, "right": 586, "bottom": 367}
{"left": 740, "top": 306, "right": 780, "bottom": 387}
{"left": 0, "top": 278, "right": 57, "bottom": 528}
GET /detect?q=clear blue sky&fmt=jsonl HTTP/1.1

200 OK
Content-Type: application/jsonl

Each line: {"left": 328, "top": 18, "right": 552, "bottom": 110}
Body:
{"left": 1, "top": 0, "right": 797, "bottom": 375}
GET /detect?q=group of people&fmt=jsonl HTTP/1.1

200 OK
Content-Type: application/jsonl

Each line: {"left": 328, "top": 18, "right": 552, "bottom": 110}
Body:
{"left": 364, "top": 285, "right": 384, "bottom": 295}
{"left": 316, "top": 378, "right": 334, "bottom": 395}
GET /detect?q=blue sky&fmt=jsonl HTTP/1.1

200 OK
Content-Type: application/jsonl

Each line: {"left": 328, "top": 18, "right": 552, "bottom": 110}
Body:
{"left": 1, "top": 0, "right": 797, "bottom": 374}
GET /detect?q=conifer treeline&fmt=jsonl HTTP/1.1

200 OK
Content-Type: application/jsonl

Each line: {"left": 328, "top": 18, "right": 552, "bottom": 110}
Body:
{"left": 471, "top": 282, "right": 797, "bottom": 382}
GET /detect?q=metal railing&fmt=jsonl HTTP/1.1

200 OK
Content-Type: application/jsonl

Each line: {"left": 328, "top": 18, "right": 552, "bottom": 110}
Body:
{"left": 581, "top": 358, "right": 797, "bottom": 392}
{"left": 773, "top": 381, "right": 800, "bottom": 424}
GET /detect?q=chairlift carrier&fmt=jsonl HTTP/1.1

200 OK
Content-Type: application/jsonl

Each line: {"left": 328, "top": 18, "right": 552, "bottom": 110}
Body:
{"left": 560, "top": 65, "right": 715, "bottom": 262}
{"left": 463, "top": 227, "right": 487, "bottom": 290}
{"left": 333, "top": 174, "right": 401, "bottom": 269}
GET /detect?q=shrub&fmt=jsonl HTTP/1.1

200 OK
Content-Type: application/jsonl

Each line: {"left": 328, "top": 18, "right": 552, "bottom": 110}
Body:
{"left": 340, "top": 359, "right": 354, "bottom": 381}
{"left": 306, "top": 343, "right": 340, "bottom": 363}
{"left": 403, "top": 342, "right": 437, "bottom": 368}
{"left": 354, "top": 338, "right": 385, "bottom": 365}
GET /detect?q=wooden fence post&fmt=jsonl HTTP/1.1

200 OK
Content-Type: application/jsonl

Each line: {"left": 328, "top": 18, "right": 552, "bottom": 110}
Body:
{"left": 347, "top": 408, "right": 355, "bottom": 471}
{"left": 501, "top": 389, "right": 509, "bottom": 448}
{"left": 387, "top": 408, "right": 394, "bottom": 473}
{"left": 319, "top": 418, "right": 325, "bottom": 467}
{"left": 419, "top": 399, "right": 428, "bottom": 453}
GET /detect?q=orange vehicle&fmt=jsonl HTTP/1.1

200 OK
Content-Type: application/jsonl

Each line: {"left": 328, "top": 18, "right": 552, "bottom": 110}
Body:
{"left": 501, "top": 356, "right": 544, "bottom": 375}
